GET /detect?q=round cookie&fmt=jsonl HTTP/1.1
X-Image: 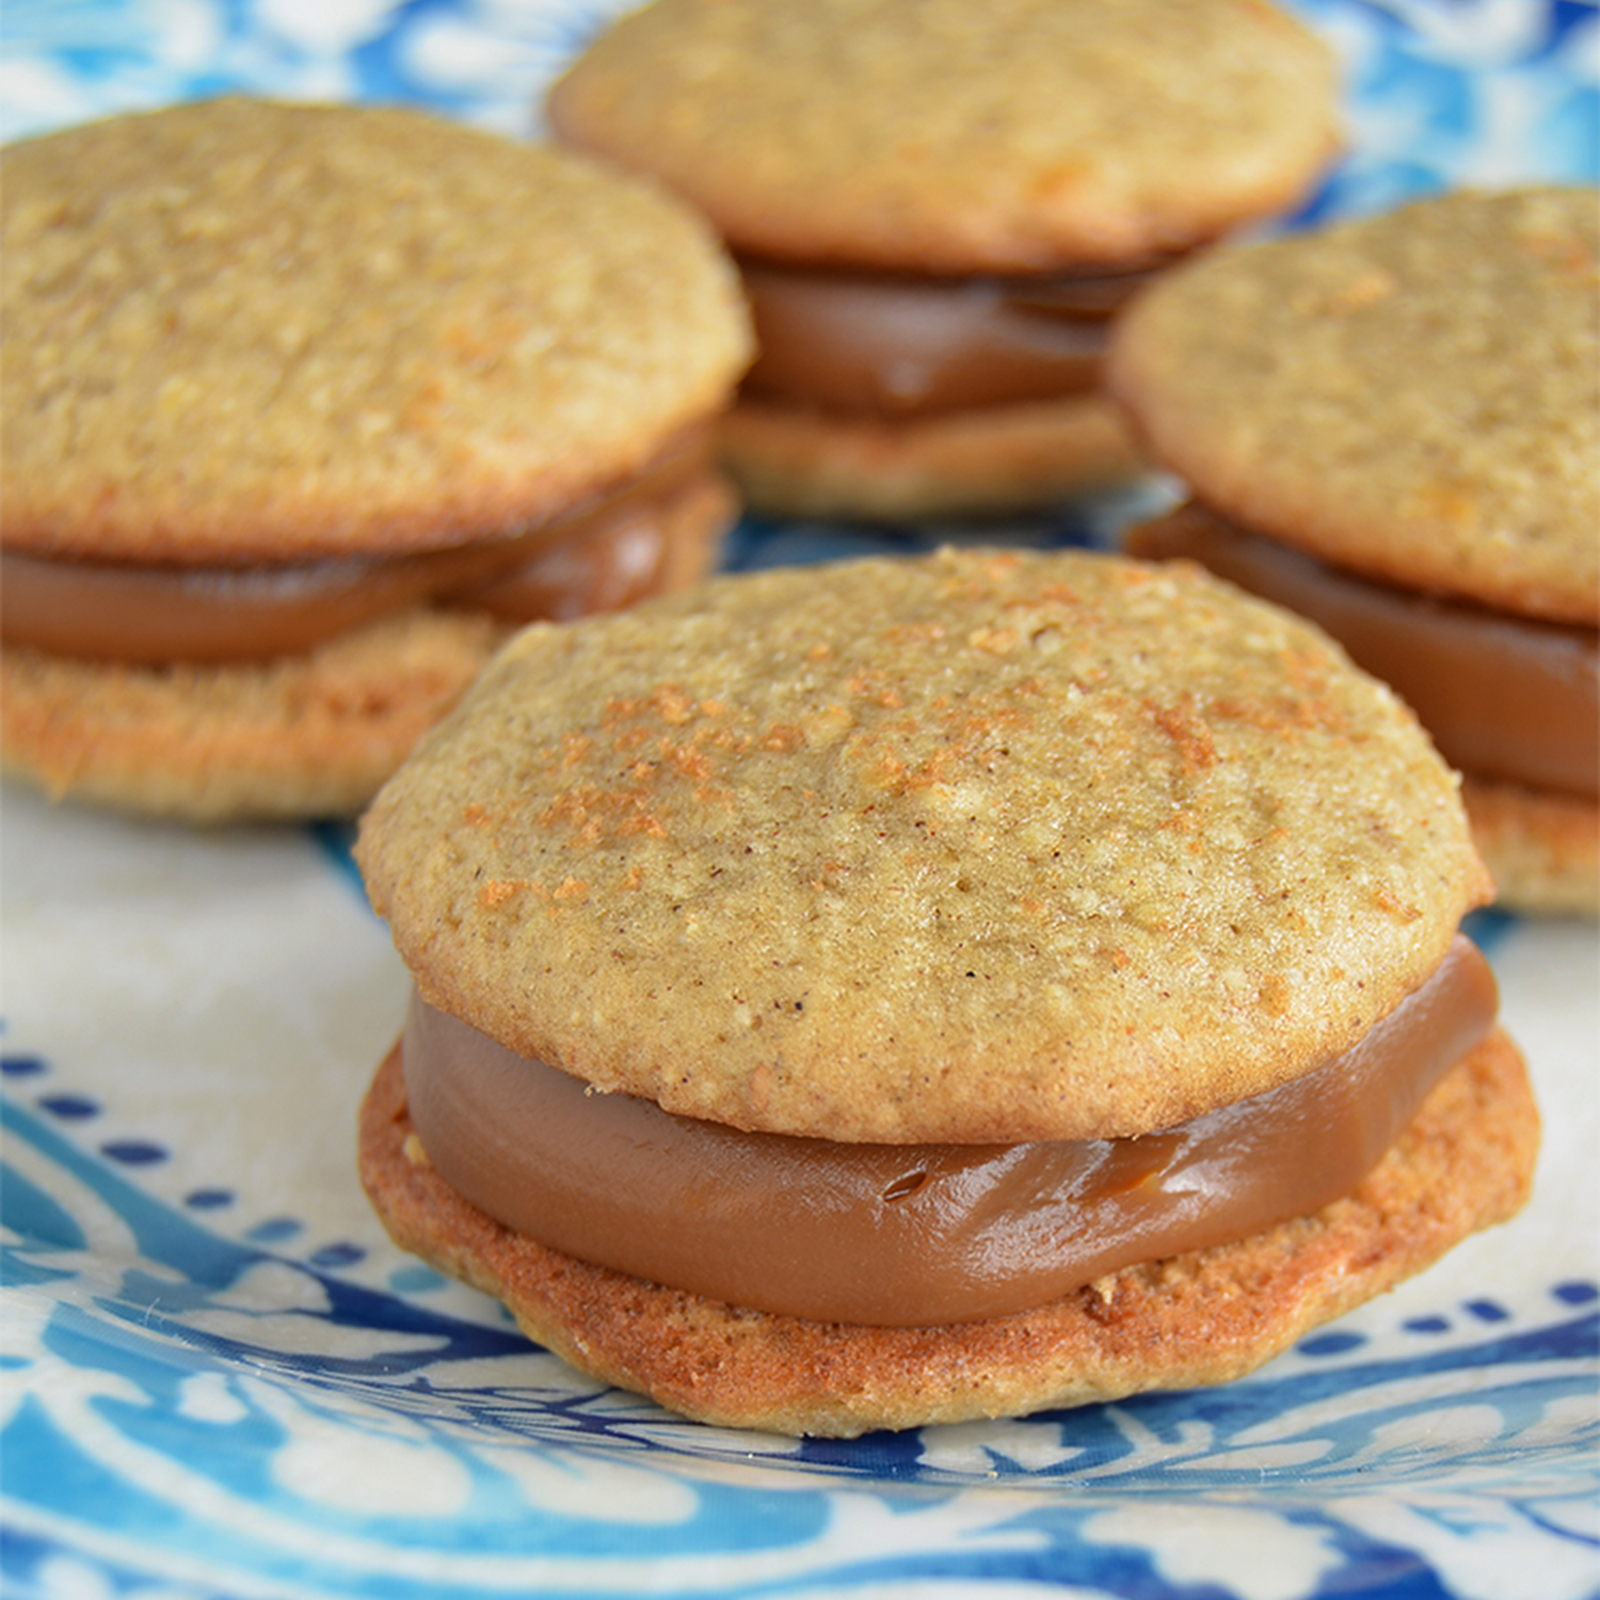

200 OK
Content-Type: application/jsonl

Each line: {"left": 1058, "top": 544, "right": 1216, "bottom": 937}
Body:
{"left": 358, "top": 547, "right": 1489, "bottom": 1145}
{"left": 1109, "top": 187, "right": 1599, "bottom": 914}
{"left": 354, "top": 545, "right": 1534, "bottom": 1434}
{"left": 0, "top": 97, "right": 752, "bottom": 820}
{"left": 549, "top": 0, "right": 1339, "bottom": 273}
{"left": 547, "top": 0, "right": 1340, "bottom": 518}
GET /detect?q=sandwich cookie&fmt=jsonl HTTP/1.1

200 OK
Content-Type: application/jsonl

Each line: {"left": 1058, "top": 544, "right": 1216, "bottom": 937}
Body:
{"left": 1, "top": 98, "right": 752, "bottom": 821}
{"left": 356, "top": 546, "right": 1537, "bottom": 1436}
{"left": 1109, "top": 187, "right": 1599, "bottom": 916}
{"left": 546, "top": 0, "right": 1340, "bottom": 521}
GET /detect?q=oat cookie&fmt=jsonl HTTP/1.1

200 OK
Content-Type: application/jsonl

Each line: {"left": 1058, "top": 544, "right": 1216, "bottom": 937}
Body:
{"left": 548, "top": 0, "right": 1339, "bottom": 517}
{"left": 352, "top": 547, "right": 1533, "bottom": 1432}
{"left": 358, "top": 548, "right": 1487, "bottom": 1142}
{"left": 1, "top": 97, "right": 751, "bottom": 820}
{"left": 1110, "top": 188, "right": 1599, "bottom": 913}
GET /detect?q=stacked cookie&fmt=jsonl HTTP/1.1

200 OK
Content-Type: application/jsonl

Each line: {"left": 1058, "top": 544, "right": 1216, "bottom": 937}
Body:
{"left": 3, "top": 20, "right": 1563, "bottom": 1442}
{"left": 1110, "top": 187, "right": 1599, "bottom": 916}
{"left": 0, "top": 98, "right": 751, "bottom": 821}
{"left": 548, "top": 0, "right": 1340, "bottom": 519}
{"left": 356, "top": 547, "right": 1537, "bottom": 1435}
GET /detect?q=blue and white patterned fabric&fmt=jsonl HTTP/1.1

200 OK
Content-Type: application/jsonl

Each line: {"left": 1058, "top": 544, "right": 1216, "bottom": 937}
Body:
{"left": 2, "top": 5, "right": 1597, "bottom": 1597}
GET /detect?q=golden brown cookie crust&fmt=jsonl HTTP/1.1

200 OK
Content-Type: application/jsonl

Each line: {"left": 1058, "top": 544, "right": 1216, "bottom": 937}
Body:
{"left": 548, "top": 0, "right": 1339, "bottom": 273}
{"left": 1463, "top": 777, "right": 1600, "bottom": 918}
{"left": 720, "top": 393, "right": 1144, "bottom": 519}
{"left": 1, "top": 98, "right": 752, "bottom": 563}
{"left": 358, "top": 548, "right": 1490, "bottom": 1143}
{"left": 1108, "top": 188, "right": 1600, "bottom": 624}
{"left": 1, "top": 481, "right": 730, "bottom": 822}
{"left": 2, "top": 609, "right": 507, "bottom": 823}
{"left": 358, "top": 1028, "right": 1538, "bottom": 1436}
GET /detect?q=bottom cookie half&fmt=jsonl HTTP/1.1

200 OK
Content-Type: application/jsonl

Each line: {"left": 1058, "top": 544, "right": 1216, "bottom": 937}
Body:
{"left": 358, "top": 1030, "right": 1538, "bottom": 1438}
{"left": 720, "top": 393, "right": 1144, "bottom": 522}
{"left": 1463, "top": 777, "right": 1599, "bottom": 919}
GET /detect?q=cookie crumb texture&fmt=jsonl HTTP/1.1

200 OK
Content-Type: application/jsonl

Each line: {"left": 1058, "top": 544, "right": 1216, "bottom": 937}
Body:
{"left": 358, "top": 548, "right": 1488, "bottom": 1143}
{"left": 1109, "top": 188, "right": 1600, "bottom": 624}
{"left": 549, "top": 0, "right": 1339, "bottom": 272}
{"left": 0, "top": 98, "right": 751, "bottom": 562}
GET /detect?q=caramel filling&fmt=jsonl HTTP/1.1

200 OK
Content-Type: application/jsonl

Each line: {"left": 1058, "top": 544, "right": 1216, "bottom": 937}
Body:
{"left": 1, "top": 434, "right": 714, "bottom": 666}
{"left": 1128, "top": 503, "right": 1600, "bottom": 800}
{"left": 737, "top": 260, "right": 1162, "bottom": 419}
{"left": 402, "top": 936, "right": 1496, "bottom": 1327}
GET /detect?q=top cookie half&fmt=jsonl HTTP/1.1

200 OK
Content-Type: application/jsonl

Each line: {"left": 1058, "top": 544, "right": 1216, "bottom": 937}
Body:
{"left": 547, "top": 0, "right": 1340, "bottom": 274}
{"left": 357, "top": 547, "right": 1488, "bottom": 1147}
{"left": 0, "top": 98, "right": 752, "bottom": 564}
{"left": 1109, "top": 187, "right": 1600, "bottom": 625}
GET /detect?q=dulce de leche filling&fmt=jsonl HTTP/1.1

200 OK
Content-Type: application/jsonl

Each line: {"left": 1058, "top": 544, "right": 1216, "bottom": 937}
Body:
{"left": 1128, "top": 503, "right": 1600, "bottom": 800}
{"left": 737, "top": 259, "right": 1162, "bottom": 419}
{"left": 402, "top": 936, "right": 1496, "bottom": 1327}
{"left": 0, "top": 433, "right": 715, "bottom": 666}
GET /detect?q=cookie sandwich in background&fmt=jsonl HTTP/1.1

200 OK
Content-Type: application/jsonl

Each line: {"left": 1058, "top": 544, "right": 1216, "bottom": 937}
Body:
{"left": 1108, "top": 186, "right": 1599, "bottom": 917}
{"left": 547, "top": 0, "right": 1340, "bottom": 522}
{"left": 355, "top": 546, "right": 1538, "bottom": 1437}
{"left": 0, "top": 97, "right": 752, "bottom": 823}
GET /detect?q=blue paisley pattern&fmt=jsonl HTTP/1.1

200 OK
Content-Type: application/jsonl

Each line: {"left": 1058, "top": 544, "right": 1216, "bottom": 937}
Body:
{"left": 5, "top": 1075, "right": 1597, "bottom": 1599}
{"left": 2, "top": 3, "right": 1598, "bottom": 1596}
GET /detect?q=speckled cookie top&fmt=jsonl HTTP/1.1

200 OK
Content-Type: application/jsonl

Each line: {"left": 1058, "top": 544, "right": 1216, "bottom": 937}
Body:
{"left": 1109, "top": 187, "right": 1600, "bottom": 625}
{"left": 357, "top": 547, "right": 1488, "bottom": 1145}
{"left": 547, "top": 0, "right": 1339, "bottom": 273}
{"left": 1, "top": 98, "right": 751, "bottom": 563}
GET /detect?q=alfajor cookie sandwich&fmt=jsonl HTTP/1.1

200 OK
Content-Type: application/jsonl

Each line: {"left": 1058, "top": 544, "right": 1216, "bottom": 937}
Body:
{"left": 1108, "top": 187, "right": 1599, "bottom": 916}
{"left": 545, "top": 0, "right": 1340, "bottom": 521}
{"left": 356, "top": 546, "right": 1537, "bottom": 1437}
{"left": 1, "top": 97, "right": 751, "bottom": 822}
